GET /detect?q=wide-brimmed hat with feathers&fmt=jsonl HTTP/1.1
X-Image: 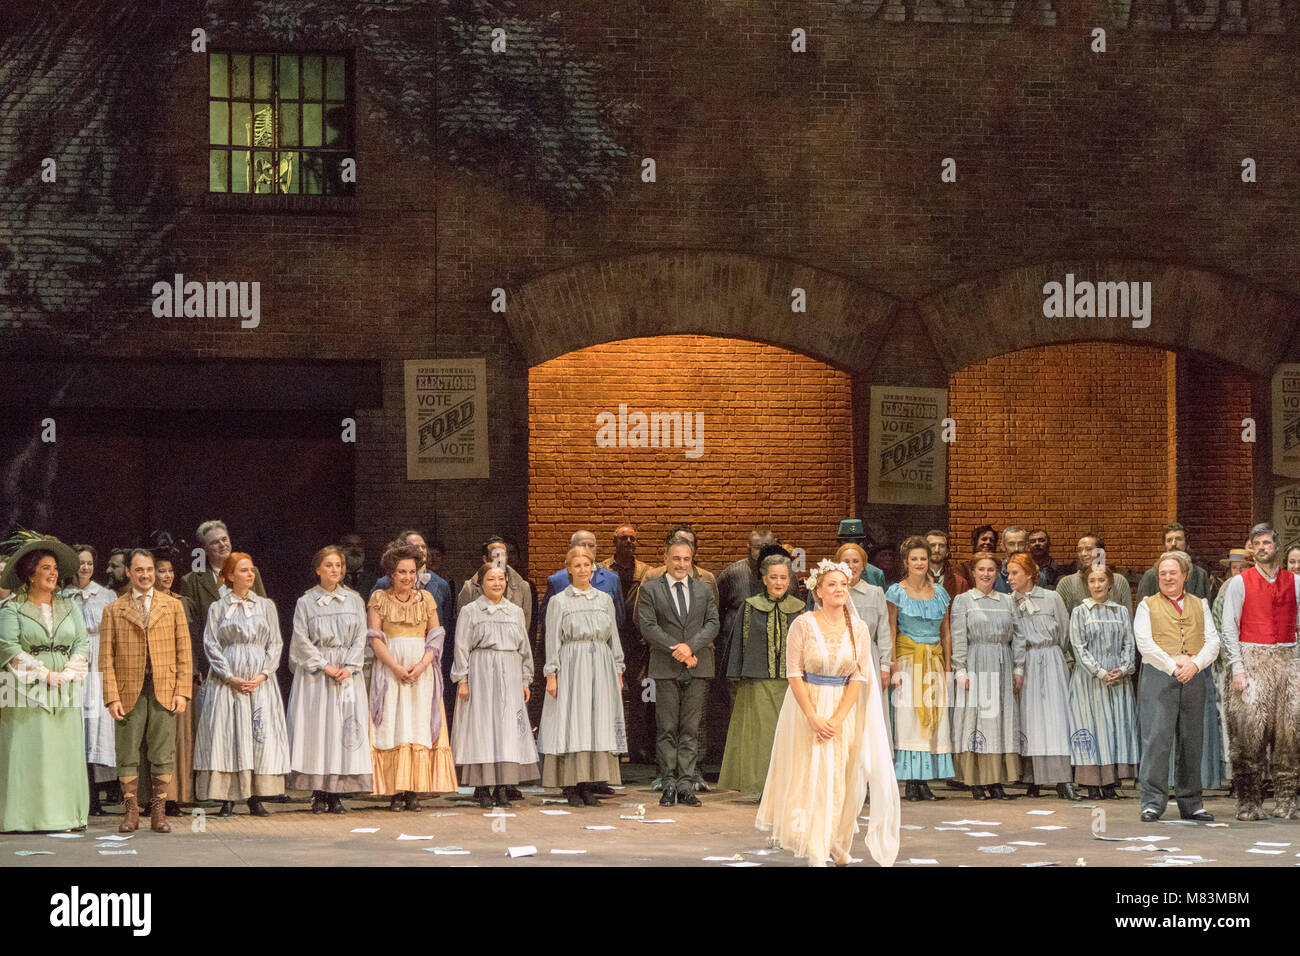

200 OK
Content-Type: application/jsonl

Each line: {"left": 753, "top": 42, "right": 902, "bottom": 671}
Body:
{"left": 0, "top": 530, "right": 80, "bottom": 592}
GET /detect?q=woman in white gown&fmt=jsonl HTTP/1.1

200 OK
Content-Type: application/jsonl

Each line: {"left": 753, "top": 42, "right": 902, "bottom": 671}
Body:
{"left": 757, "top": 559, "right": 899, "bottom": 867}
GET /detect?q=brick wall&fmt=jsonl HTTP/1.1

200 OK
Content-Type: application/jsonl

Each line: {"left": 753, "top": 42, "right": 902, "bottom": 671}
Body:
{"left": 1177, "top": 353, "right": 1255, "bottom": 563}
{"left": 947, "top": 342, "right": 1177, "bottom": 577}
{"left": 527, "top": 334, "right": 854, "bottom": 591}
{"left": 4, "top": 1, "right": 1292, "bottom": 584}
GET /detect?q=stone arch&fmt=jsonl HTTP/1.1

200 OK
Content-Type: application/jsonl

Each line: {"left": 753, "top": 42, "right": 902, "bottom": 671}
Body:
{"left": 915, "top": 260, "right": 1300, "bottom": 377}
{"left": 507, "top": 250, "right": 897, "bottom": 374}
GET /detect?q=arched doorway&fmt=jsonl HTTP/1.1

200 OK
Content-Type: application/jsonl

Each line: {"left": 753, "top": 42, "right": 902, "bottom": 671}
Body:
{"left": 527, "top": 334, "right": 856, "bottom": 588}
{"left": 946, "top": 341, "right": 1253, "bottom": 580}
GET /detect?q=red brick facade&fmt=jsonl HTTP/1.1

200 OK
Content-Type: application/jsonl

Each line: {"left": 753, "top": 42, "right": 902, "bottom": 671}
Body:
{"left": 2, "top": 2, "right": 1296, "bottom": 589}
{"left": 527, "top": 335, "right": 854, "bottom": 590}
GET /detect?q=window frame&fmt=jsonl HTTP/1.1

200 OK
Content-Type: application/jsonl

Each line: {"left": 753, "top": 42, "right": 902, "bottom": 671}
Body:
{"left": 205, "top": 47, "right": 359, "bottom": 212}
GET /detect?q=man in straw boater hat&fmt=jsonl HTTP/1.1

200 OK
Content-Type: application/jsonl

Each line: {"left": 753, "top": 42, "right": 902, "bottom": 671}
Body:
{"left": 1219, "top": 523, "right": 1300, "bottom": 821}
{"left": 99, "top": 548, "right": 192, "bottom": 833}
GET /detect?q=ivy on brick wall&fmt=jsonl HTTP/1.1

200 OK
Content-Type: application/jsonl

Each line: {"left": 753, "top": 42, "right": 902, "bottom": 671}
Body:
{"left": 0, "top": 0, "right": 183, "bottom": 337}
{"left": 203, "top": 0, "right": 637, "bottom": 206}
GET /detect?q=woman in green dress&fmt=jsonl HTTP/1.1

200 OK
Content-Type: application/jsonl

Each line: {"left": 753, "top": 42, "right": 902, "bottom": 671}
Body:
{"left": 0, "top": 534, "right": 91, "bottom": 832}
{"left": 718, "top": 548, "right": 808, "bottom": 795}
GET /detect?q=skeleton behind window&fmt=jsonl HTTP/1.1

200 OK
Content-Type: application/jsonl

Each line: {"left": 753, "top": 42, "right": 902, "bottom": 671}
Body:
{"left": 247, "top": 105, "right": 292, "bottom": 193}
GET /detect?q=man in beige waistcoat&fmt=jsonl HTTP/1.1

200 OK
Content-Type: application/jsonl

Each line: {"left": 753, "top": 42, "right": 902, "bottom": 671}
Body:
{"left": 1132, "top": 550, "right": 1219, "bottom": 823}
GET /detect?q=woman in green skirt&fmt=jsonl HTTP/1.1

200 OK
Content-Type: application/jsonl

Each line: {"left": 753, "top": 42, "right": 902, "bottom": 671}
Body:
{"left": 0, "top": 534, "right": 91, "bottom": 832}
{"left": 718, "top": 548, "right": 808, "bottom": 795}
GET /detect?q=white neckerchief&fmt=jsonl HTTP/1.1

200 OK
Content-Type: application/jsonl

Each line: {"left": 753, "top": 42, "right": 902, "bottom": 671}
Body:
{"left": 316, "top": 586, "right": 346, "bottom": 606}
{"left": 1012, "top": 587, "right": 1040, "bottom": 615}
{"left": 224, "top": 592, "right": 257, "bottom": 620}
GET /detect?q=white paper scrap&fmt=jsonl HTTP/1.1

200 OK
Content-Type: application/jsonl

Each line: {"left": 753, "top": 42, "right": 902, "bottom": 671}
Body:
{"left": 98, "top": 849, "right": 137, "bottom": 856}
{"left": 1033, "top": 825, "right": 1067, "bottom": 830}
{"left": 539, "top": 809, "right": 571, "bottom": 816}
{"left": 506, "top": 845, "right": 536, "bottom": 858}
{"left": 906, "top": 858, "right": 939, "bottom": 864}
{"left": 483, "top": 812, "right": 516, "bottom": 818}
{"left": 1026, "top": 810, "right": 1055, "bottom": 815}
{"left": 428, "top": 847, "right": 470, "bottom": 855}
{"left": 1247, "top": 848, "right": 1284, "bottom": 855}
{"left": 550, "top": 849, "right": 587, "bottom": 855}
{"left": 1009, "top": 841, "right": 1046, "bottom": 846}
{"left": 963, "top": 831, "right": 998, "bottom": 837}
{"left": 1256, "top": 841, "right": 1292, "bottom": 847}
{"left": 47, "top": 833, "right": 83, "bottom": 839}
{"left": 97, "top": 834, "right": 135, "bottom": 841}
{"left": 640, "top": 818, "right": 675, "bottom": 824}
{"left": 397, "top": 833, "right": 435, "bottom": 841}
{"left": 901, "top": 824, "right": 925, "bottom": 830}
{"left": 15, "top": 850, "right": 54, "bottom": 856}
{"left": 583, "top": 825, "right": 616, "bottom": 831}
{"left": 703, "top": 855, "right": 744, "bottom": 862}
{"left": 351, "top": 827, "right": 380, "bottom": 833}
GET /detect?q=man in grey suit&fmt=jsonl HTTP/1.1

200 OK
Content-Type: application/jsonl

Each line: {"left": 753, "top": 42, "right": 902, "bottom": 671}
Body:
{"left": 637, "top": 539, "right": 719, "bottom": 807}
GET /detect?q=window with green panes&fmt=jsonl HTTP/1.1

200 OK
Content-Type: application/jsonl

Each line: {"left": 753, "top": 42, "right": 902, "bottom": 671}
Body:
{"left": 208, "top": 52, "right": 354, "bottom": 196}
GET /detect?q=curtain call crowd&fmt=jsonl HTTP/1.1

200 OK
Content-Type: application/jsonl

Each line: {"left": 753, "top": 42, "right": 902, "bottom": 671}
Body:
{"left": 1, "top": 516, "right": 1297, "bottom": 867}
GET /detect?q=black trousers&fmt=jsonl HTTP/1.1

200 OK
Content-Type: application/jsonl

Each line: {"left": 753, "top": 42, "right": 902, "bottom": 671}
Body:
{"left": 655, "top": 673, "right": 709, "bottom": 789}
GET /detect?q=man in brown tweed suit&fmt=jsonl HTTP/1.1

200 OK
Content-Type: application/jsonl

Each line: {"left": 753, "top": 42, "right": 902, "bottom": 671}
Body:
{"left": 100, "top": 549, "right": 192, "bottom": 833}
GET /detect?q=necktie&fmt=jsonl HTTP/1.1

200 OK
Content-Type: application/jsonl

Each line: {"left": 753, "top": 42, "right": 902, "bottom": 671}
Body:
{"left": 674, "top": 580, "right": 688, "bottom": 620}
{"left": 136, "top": 594, "right": 150, "bottom": 630}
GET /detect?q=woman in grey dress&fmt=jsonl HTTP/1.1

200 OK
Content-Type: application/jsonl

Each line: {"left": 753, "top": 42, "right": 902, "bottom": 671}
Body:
{"left": 538, "top": 546, "right": 627, "bottom": 807}
{"left": 1008, "top": 552, "right": 1079, "bottom": 801}
{"left": 194, "top": 553, "right": 291, "bottom": 816}
{"left": 287, "top": 546, "right": 373, "bottom": 813}
{"left": 950, "top": 552, "right": 1019, "bottom": 800}
{"left": 1066, "top": 564, "right": 1139, "bottom": 799}
{"left": 452, "top": 564, "right": 540, "bottom": 809}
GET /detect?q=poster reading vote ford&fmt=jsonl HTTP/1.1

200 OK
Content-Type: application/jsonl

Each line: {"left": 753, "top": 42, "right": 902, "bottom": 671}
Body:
{"left": 405, "top": 358, "right": 489, "bottom": 480}
{"left": 1272, "top": 364, "right": 1300, "bottom": 479}
{"left": 867, "top": 385, "right": 948, "bottom": 506}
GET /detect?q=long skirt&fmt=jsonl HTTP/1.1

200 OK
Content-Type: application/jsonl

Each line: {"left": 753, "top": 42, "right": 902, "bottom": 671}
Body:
{"left": 451, "top": 648, "right": 539, "bottom": 786}
{"left": 194, "top": 645, "right": 292, "bottom": 800}
{"left": 370, "top": 636, "right": 457, "bottom": 795}
{"left": 0, "top": 701, "right": 88, "bottom": 832}
{"left": 951, "top": 639, "right": 1020, "bottom": 785}
{"left": 1018, "top": 643, "right": 1073, "bottom": 785}
{"left": 1067, "top": 668, "right": 1139, "bottom": 787}
{"left": 717, "top": 679, "right": 786, "bottom": 794}
{"left": 538, "top": 638, "right": 626, "bottom": 786}
{"left": 82, "top": 652, "right": 116, "bottom": 767}
{"left": 892, "top": 643, "right": 954, "bottom": 781}
{"left": 757, "top": 678, "right": 898, "bottom": 867}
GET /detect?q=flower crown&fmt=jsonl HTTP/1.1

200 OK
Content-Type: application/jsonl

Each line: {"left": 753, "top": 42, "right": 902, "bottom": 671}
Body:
{"left": 805, "top": 558, "right": 853, "bottom": 592}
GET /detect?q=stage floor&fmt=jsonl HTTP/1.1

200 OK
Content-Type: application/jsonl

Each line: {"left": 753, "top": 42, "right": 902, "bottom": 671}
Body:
{"left": 0, "top": 767, "right": 1284, "bottom": 867}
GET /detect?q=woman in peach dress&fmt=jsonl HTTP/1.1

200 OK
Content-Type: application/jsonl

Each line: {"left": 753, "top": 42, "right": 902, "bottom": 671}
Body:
{"left": 367, "top": 542, "right": 457, "bottom": 810}
{"left": 757, "top": 559, "right": 899, "bottom": 867}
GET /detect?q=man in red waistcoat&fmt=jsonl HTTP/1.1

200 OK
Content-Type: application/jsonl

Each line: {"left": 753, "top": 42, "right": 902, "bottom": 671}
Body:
{"left": 1219, "top": 523, "right": 1300, "bottom": 821}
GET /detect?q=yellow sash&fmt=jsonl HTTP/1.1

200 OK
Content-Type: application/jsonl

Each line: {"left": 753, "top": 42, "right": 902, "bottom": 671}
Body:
{"left": 895, "top": 633, "right": 944, "bottom": 737}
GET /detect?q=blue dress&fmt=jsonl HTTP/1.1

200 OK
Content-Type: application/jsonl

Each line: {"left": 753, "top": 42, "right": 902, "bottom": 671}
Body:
{"left": 886, "top": 583, "right": 954, "bottom": 780}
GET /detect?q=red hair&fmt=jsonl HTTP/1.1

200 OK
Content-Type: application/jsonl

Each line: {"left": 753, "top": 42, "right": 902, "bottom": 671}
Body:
{"left": 1006, "top": 552, "right": 1038, "bottom": 581}
{"left": 220, "top": 552, "right": 254, "bottom": 586}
